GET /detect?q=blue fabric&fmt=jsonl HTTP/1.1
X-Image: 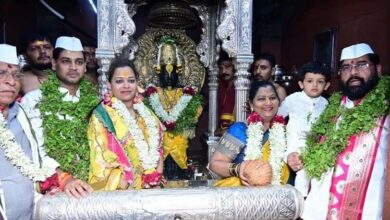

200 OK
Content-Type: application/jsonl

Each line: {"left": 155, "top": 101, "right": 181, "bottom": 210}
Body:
{"left": 226, "top": 122, "right": 269, "bottom": 163}
{"left": 226, "top": 122, "right": 247, "bottom": 144}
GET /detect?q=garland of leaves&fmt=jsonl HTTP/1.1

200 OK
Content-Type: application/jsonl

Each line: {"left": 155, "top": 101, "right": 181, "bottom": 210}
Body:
{"left": 302, "top": 75, "right": 390, "bottom": 179}
{"left": 144, "top": 89, "right": 203, "bottom": 134}
{"left": 38, "top": 71, "right": 99, "bottom": 180}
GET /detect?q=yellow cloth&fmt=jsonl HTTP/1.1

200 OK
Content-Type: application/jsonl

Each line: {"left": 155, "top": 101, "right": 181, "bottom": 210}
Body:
{"left": 163, "top": 132, "right": 189, "bottom": 169}
{"left": 157, "top": 87, "right": 202, "bottom": 169}
{"left": 88, "top": 102, "right": 160, "bottom": 190}
{"left": 214, "top": 140, "right": 290, "bottom": 187}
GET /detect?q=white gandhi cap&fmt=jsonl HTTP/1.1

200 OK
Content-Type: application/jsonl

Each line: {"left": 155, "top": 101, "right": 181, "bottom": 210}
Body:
{"left": 340, "top": 43, "right": 374, "bottom": 61}
{"left": 0, "top": 44, "right": 19, "bottom": 65}
{"left": 55, "top": 36, "right": 84, "bottom": 51}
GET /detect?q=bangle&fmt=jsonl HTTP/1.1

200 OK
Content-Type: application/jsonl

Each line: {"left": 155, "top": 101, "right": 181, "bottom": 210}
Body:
{"left": 58, "top": 172, "right": 73, "bottom": 191}
{"left": 229, "top": 163, "right": 239, "bottom": 177}
{"left": 234, "top": 163, "right": 240, "bottom": 177}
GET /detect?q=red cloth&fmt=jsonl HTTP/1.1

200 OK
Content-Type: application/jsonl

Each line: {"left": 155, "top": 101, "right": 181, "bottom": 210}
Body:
{"left": 218, "top": 81, "right": 235, "bottom": 129}
{"left": 39, "top": 173, "right": 59, "bottom": 194}
{"left": 383, "top": 132, "right": 390, "bottom": 219}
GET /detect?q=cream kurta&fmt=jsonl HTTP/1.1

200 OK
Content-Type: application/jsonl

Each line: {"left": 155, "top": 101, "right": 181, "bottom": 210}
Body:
{"left": 21, "top": 88, "right": 80, "bottom": 151}
{"left": 278, "top": 91, "right": 328, "bottom": 196}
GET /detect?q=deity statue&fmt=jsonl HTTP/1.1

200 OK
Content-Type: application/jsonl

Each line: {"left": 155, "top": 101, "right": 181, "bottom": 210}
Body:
{"left": 153, "top": 38, "right": 183, "bottom": 84}
{"left": 144, "top": 36, "right": 203, "bottom": 180}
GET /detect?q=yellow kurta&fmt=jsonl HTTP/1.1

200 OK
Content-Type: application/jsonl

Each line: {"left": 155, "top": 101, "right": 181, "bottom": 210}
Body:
{"left": 88, "top": 101, "right": 162, "bottom": 190}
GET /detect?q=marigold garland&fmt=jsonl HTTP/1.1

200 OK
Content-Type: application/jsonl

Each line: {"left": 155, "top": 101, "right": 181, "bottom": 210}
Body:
{"left": 302, "top": 75, "right": 390, "bottom": 179}
{"left": 38, "top": 71, "right": 99, "bottom": 180}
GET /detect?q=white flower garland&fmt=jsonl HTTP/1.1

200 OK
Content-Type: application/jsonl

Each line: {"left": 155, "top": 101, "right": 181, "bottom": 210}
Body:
{"left": 147, "top": 86, "right": 193, "bottom": 123}
{"left": 112, "top": 100, "right": 161, "bottom": 170}
{"left": 244, "top": 121, "right": 287, "bottom": 185}
{"left": 0, "top": 112, "right": 55, "bottom": 181}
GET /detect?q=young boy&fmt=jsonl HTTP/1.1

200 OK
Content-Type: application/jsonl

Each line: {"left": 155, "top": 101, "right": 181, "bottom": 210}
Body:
{"left": 278, "top": 61, "right": 331, "bottom": 196}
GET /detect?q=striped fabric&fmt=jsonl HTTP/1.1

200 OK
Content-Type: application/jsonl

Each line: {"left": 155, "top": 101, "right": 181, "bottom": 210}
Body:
{"left": 0, "top": 180, "right": 6, "bottom": 220}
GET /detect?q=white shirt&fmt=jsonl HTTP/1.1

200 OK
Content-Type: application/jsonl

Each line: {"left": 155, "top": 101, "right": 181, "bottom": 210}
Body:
{"left": 21, "top": 87, "right": 81, "bottom": 150}
{"left": 278, "top": 91, "right": 328, "bottom": 155}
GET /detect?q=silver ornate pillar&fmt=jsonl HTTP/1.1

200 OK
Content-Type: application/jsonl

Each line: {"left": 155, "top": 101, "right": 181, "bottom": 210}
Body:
{"left": 217, "top": 0, "right": 253, "bottom": 122}
{"left": 192, "top": 5, "right": 220, "bottom": 161}
{"left": 96, "top": 0, "right": 136, "bottom": 97}
{"left": 192, "top": 5, "right": 218, "bottom": 137}
{"left": 35, "top": 185, "right": 304, "bottom": 220}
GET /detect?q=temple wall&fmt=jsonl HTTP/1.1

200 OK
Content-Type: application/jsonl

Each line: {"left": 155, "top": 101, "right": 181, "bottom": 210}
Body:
{"left": 281, "top": 0, "right": 390, "bottom": 92}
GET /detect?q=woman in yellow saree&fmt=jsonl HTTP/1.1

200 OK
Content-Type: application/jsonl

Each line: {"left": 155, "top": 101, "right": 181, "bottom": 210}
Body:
{"left": 210, "top": 81, "right": 289, "bottom": 186}
{"left": 88, "top": 59, "right": 164, "bottom": 190}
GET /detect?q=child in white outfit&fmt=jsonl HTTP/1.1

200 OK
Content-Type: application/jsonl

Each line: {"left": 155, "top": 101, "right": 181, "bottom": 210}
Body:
{"left": 278, "top": 62, "right": 331, "bottom": 196}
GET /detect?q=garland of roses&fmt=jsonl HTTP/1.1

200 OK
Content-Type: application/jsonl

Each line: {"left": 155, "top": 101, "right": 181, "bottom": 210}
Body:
{"left": 111, "top": 98, "right": 161, "bottom": 171}
{"left": 0, "top": 112, "right": 55, "bottom": 181}
{"left": 144, "top": 85, "right": 203, "bottom": 134}
{"left": 38, "top": 71, "right": 99, "bottom": 180}
{"left": 302, "top": 75, "right": 390, "bottom": 179}
{"left": 245, "top": 112, "right": 287, "bottom": 185}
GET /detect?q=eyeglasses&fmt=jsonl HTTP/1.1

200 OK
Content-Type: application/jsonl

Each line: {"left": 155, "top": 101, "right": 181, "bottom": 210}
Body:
{"left": 339, "top": 62, "right": 372, "bottom": 74}
{"left": 0, "top": 70, "right": 23, "bottom": 81}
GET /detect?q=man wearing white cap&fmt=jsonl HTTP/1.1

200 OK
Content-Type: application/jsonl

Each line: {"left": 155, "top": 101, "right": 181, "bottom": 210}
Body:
{"left": 22, "top": 36, "right": 98, "bottom": 188}
{"left": 0, "top": 43, "right": 92, "bottom": 220}
{"left": 298, "top": 43, "right": 389, "bottom": 219}
{"left": 0, "top": 43, "right": 53, "bottom": 220}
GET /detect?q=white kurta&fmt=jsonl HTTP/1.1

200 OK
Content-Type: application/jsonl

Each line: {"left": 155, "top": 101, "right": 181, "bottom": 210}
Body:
{"left": 21, "top": 88, "right": 81, "bottom": 150}
{"left": 302, "top": 98, "right": 390, "bottom": 220}
{"left": 278, "top": 91, "right": 328, "bottom": 196}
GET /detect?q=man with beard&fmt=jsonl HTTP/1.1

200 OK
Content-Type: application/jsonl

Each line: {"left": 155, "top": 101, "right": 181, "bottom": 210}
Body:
{"left": 20, "top": 31, "right": 54, "bottom": 94}
{"left": 216, "top": 53, "right": 236, "bottom": 136}
{"left": 292, "top": 43, "right": 389, "bottom": 219}
{"left": 83, "top": 44, "right": 99, "bottom": 85}
{"left": 248, "top": 53, "right": 287, "bottom": 101}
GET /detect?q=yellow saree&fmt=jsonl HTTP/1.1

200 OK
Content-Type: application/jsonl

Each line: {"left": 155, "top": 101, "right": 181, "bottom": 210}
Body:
{"left": 88, "top": 99, "right": 162, "bottom": 190}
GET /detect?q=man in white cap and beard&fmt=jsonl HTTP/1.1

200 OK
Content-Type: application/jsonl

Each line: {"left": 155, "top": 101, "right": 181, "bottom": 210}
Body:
{"left": 287, "top": 43, "right": 389, "bottom": 219}
{"left": 0, "top": 43, "right": 92, "bottom": 220}
{"left": 22, "top": 36, "right": 99, "bottom": 185}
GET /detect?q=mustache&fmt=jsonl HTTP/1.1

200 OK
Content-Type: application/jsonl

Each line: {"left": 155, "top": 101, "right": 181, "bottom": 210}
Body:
{"left": 37, "top": 56, "right": 51, "bottom": 60}
{"left": 346, "top": 76, "right": 364, "bottom": 85}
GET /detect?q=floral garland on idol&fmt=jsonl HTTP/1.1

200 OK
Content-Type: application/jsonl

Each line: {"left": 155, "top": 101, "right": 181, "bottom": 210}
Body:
{"left": 0, "top": 111, "right": 55, "bottom": 182}
{"left": 110, "top": 97, "right": 162, "bottom": 187}
{"left": 244, "top": 112, "right": 287, "bottom": 185}
{"left": 302, "top": 75, "right": 390, "bottom": 180}
{"left": 143, "top": 84, "right": 203, "bottom": 133}
{"left": 38, "top": 71, "right": 99, "bottom": 180}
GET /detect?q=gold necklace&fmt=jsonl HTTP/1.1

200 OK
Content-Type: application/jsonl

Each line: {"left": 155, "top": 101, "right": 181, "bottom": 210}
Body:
{"left": 160, "top": 88, "right": 179, "bottom": 110}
